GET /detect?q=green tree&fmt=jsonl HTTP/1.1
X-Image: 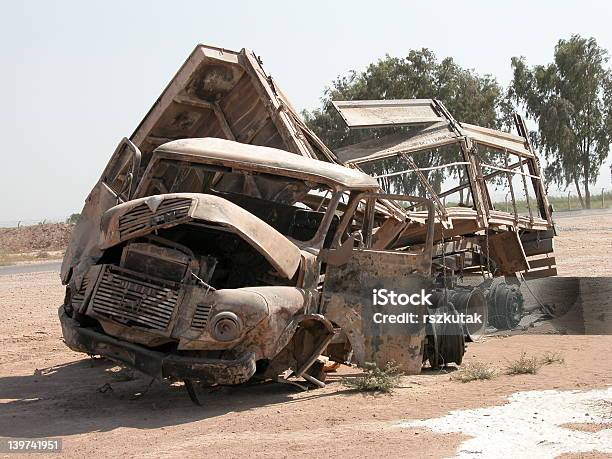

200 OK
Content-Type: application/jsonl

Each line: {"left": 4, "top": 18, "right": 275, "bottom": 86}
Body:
{"left": 66, "top": 213, "right": 81, "bottom": 225}
{"left": 509, "top": 35, "right": 612, "bottom": 209}
{"left": 303, "top": 49, "right": 511, "bottom": 196}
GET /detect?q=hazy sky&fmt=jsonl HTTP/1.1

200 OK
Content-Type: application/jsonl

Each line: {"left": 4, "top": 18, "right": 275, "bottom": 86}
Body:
{"left": 2, "top": 0, "right": 612, "bottom": 224}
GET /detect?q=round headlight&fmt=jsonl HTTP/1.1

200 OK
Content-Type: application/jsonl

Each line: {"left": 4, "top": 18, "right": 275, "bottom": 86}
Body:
{"left": 211, "top": 312, "right": 242, "bottom": 342}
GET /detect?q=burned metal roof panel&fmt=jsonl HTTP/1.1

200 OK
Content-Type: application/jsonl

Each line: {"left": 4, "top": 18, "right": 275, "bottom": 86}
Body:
{"left": 332, "top": 99, "right": 445, "bottom": 129}
{"left": 154, "top": 138, "right": 380, "bottom": 190}
{"left": 462, "top": 123, "right": 533, "bottom": 158}
{"left": 336, "top": 122, "right": 459, "bottom": 164}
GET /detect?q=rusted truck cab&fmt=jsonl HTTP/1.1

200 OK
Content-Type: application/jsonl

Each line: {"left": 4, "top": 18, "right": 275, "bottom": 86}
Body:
{"left": 60, "top": 137, "right": 435, "bottom": 385}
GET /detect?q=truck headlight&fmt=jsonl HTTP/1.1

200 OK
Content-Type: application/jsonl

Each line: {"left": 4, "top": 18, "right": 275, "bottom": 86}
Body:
{"left": 210, "top": 312, "right": 243, "bottom": 342}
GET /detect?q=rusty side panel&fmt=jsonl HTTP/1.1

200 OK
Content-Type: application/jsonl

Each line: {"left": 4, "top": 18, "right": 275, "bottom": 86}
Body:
{"left": 322, "top": 249, "right": 431, "bottom": 374}
{"left": 484, "top": 231, "right": 529, "bottom": 275}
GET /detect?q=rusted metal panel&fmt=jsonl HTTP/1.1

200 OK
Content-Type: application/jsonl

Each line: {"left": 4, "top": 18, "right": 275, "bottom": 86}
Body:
{"left": 151, "top": 138, "right": 379, "bottom": 191}
{"left": 101, "top": 192, "right": 303, "bottom": 279}
{"left": 337, "top": 123, "right": 458, "bottom": 165}
{"left": 521, "top": 237, "right": 554, "bottom": 257}
{"left": 131, "top": 45, "right": 243, "bottom": 156}
{"left": 322, "top": 249, "right": 431, "bottom": 374}
{"left": 462, "top": 123, "right": 534, "bottom": 158}
{"left": 528, "top": 256, "right": 556, "bottom": 270}
{"left": 332, "top": 99, "right": 444, "bottom": 129}
{"left": 485, "top": 231, "right": 529, "bottom": 275}
{"left": 130, "top": 44, "right": 340, "bottom": 167}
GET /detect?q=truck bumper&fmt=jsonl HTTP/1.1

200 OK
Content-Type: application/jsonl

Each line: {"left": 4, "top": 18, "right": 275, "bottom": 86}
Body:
{"left": 58, "top": 306, "right": 256, "bottom": 385}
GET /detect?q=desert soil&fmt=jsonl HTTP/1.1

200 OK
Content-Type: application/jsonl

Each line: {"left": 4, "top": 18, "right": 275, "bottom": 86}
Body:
{"left": 0, "top": 223, "right": 72, "bottom": 254}
{"left": 0, "top": 211, "right": 610, "bottom": 458}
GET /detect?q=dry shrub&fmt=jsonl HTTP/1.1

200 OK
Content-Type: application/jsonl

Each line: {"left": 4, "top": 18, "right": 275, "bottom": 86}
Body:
{"left": 540, "top": 351, "right": 565, "bottom": 365}
{"left": 453, "top": 361, "right": 497, "bottom": 382}
{"left": 506, "top": 352, "right": 541, "bottom": 375}
{"left": 342, "top": 362, "right": 402, "bottom": 393}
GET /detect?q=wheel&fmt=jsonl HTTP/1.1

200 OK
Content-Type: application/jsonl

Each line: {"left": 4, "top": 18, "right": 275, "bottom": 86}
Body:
{"left": 425, "top": 301, "right": 466, "bottom": 369}
{"left": 487, "top": 279, "right": 524, "bottom": 330}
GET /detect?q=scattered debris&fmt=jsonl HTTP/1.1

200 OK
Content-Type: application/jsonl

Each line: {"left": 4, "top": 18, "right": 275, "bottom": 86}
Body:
{"left": 97, "top": 382, "right": 113, "bottom": 393}
{"left": 107, "top": 366, "right": 136, "bottom": 382}
{"left": 128, "top": 378, "right": 156, "bottom": 401}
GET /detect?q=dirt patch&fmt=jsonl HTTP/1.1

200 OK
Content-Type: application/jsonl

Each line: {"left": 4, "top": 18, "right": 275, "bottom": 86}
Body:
{"left": 561, "top": 422, "right": 612, "bottom": 433}
{"left": 1, "top": 270, "right": 612, "bottom": 457}
{"left": 0, "top": 211, "right": 609, "bottom": 457}
{"left": 553, "top": 209, "right": 612, "bottom": 276}
{"left": 0, "top": 223, "right": 72, "bottom": 254}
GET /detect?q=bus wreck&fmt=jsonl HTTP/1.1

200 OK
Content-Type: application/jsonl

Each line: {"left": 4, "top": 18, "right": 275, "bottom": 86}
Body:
{"left": 332, "top": 99, "right": 557, "bottom": 329}
{"left": 59, "top": 44, "right": 557, "bottom": 399}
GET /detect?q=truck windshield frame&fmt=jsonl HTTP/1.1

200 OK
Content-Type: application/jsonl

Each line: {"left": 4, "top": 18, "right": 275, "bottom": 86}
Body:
{"left": 133, "top": 157, "right": 344, "bottom": 250}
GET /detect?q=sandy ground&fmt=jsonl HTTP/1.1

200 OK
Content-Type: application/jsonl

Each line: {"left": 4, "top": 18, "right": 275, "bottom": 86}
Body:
{"left": 553, "top": 209, "right": 612, "bottom": 276}
{"left": 0, "top": 211, "right": 610, "bottom": 458}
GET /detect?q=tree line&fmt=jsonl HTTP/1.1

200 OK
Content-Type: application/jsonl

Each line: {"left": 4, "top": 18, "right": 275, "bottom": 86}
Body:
{"left": 304, "top": 35, "right": 612, "bottom": 209}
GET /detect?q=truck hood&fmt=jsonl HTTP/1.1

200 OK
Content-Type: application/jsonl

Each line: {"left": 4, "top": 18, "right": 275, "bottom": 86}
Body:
{"left": 100, "top": 193, "right": 301, "bottom": 279}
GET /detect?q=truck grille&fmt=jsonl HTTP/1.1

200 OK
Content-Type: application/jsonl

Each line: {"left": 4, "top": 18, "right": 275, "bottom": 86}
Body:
{"left": 191, "top": 303, "right": 213, "bottom": 330}
{"left": 71, "top": 274, "right": 91, "bottom": 311}
{"left": 118, "top": 197, "right": 192, "bottom": 239}
{"left": 91, "top": 265, "right": 179, "bottom": 331}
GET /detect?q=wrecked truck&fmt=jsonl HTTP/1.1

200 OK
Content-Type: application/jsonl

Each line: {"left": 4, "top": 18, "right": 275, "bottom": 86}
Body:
{"left": 59, "top": 43, "right": 455, "bottom": 394}
{"left": 59, "top": 136, "right": 443, "bottom": 394}
{"left": 59, "top": 42, "right": 558, "bottom": 397}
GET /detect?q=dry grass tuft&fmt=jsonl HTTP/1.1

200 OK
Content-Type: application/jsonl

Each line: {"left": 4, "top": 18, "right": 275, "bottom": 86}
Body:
{"left": 453, "top": 361, "right": 497, "bottom": 382}
{"left": 540, "top": 351, "right": 565, "bottom": 365}
{"left": 506, "top": 353, "right": 541, "bottom": 375}
{"left": 342, "top": 362, "right": 402, "bottom": 393}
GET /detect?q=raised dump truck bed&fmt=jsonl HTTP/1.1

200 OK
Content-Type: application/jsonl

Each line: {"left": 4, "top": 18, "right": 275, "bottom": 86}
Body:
{"left": 130, "top": 44, "right": 337, "bottom": 167}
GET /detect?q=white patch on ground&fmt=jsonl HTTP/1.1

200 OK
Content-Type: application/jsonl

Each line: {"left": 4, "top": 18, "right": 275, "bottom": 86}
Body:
{"left": 396, "top": 387, "right": 612, "bottom": 458}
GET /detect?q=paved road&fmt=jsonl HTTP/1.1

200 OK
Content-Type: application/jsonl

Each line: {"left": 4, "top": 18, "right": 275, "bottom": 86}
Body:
{"left": 553, "top": 207, "right": 611, "bottom": 219}
{"left": 0, "top": 260, "right": 62, "bottom": 276}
